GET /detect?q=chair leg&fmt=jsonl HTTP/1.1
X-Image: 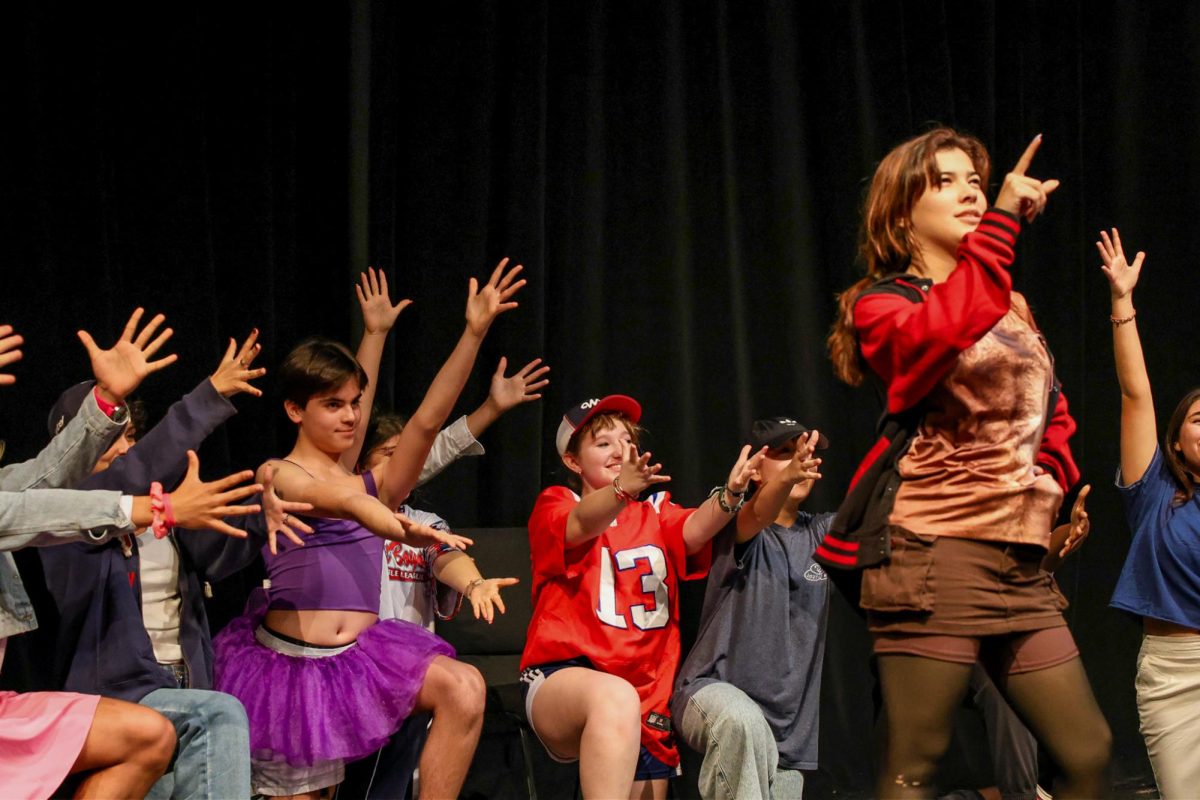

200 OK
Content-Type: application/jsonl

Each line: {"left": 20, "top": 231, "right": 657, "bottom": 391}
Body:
{"left": 515, "top": 721, "right": 539, "bottom": 800}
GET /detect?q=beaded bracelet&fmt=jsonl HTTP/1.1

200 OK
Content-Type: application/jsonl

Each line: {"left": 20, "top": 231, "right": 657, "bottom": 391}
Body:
{"left": 149, "top": 481, "right": 175, "bottom": 539}
{"left": 1110, "top": 309, "right": 1137, "bottom": 326}
{"left": 709, "top": 484, "right": 746, "bottom": 514}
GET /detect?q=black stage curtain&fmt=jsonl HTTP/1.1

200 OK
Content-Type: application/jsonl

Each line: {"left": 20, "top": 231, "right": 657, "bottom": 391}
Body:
{"left": 4, "top": 0, "right": 1194, "bottom": 792}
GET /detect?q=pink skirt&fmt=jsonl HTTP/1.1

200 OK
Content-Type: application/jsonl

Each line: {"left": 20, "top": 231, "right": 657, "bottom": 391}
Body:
{"left": 0, "top": 690, "right": 99, "bottom": 800}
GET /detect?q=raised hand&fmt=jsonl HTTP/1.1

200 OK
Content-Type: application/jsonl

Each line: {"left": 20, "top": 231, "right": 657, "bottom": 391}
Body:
{"left": 489, "top": 357, "right": 550, "bottom": 412}
{"left": 78, "top": 308, "right": 178, "bottom": 405}
{"left": 994, "top": 135, "right": 1061, "bottom": 223}
{"left": 169, "top": 451, "right": 263, "bottom": 538}
{"left": 210, "top": 329, "right": 267, "bottom": 398}
{"left": 261, "top": 464, "right": 315, "bottom": 555}
{"left": 0, "top": 325, "right": 23, "bottom": 386}
{"left": 1098, "top": 228, "right": 1145, "bottom": 300}
{"left": 726, "top": 445, "right": 768, "bottom": 495}
{"left": 780, "top": 431, "right": 824, "bottom": 485}
{"left": 465, "top": 258, "right": 526, "bottom": 337}
{"left": 1058, "top": 484, "right": 1092, "bottom": 559}
{"left": 466, "top": 576, "right": 520, "bottom": 623}
{"left": 357, "top": 266, "right": 412, "bottom": 335}
{"left": 617, "top": 441, "right": 671, "bottom": 497}
{"left": 396, "top": 512, "right": 474, "bottom": 551}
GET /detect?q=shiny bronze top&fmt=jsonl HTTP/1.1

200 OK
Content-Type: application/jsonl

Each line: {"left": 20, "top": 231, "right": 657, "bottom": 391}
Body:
{"left": 890, "top": 294, "right": 1063, "bottom": 547}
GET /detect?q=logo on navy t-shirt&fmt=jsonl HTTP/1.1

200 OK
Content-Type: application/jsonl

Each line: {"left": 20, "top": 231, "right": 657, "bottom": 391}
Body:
{"left": 804, "top": 563, "right": 827, "bottom": 582}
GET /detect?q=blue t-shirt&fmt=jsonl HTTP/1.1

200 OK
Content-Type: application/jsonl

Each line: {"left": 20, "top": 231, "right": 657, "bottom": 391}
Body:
{"left": 670, "top": 511, "right": 834, "bottom": 770}
{"left": 1111, "top": 446, "right": 1200, "bottom": 628}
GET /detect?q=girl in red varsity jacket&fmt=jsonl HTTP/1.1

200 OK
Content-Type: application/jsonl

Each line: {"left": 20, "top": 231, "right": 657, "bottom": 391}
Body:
{"left": 826, "top": 129, "right": 1110, "bottom": 799}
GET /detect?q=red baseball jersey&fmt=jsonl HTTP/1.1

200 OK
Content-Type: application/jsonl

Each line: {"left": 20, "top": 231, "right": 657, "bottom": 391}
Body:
{"left": 521, "top": 486, "right": 711, "bottom": 766}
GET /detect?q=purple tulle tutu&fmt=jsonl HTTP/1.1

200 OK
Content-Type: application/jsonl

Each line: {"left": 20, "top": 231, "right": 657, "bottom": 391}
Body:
{"left": 213, "top": 589, "right": 454, "bottom": 766}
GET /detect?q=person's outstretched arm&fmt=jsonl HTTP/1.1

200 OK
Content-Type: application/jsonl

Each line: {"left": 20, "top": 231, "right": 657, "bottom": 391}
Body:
{"left": 347, "top": 268, "right": 412, "bottom": 471}
{"left": 416, "top": 356, "right": 549, "bottom": 489}
{"left": 681, "top": 446, "right": 766, "bottom": 554}
{"left": 1, "top": 452, "right": 261, "bottom": 551}
{"left": 0, "top": 309, "right": 178, "bottom": 492}
{"left": 1099, "top": 229, "right": 1156, "bottom": 484}
{"left": 373, "top": 259, "right": 525, "bottom": 509}
{"left": 735, "top": 433, "right": 823, "bottom": 543}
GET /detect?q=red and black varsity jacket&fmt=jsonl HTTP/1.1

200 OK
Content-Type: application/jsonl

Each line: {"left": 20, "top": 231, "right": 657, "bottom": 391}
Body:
{"left": 816, "top": 208, "right": 1080, "bottom": 573}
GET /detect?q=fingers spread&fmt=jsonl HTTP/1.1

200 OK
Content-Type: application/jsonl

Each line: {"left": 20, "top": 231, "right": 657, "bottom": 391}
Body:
{"left": 287, "top": 515, "right": 314, "bottom": 535}
{"left": 134, "top": 313, "right": 168, "bottom": 349}
{"left": 280, "top": 527, "right": 306, "bottom": 547}
{"left": 209, "top": 520, "right": 251, "bottom": 539}
{"left": 76, "top": 329, "right": 99, "bottom": 354}
{"left": 215, "top": 485, "right": 264, "bottom": 507}
{"left": 489, "top": 257, "right": 510, "bottom": 286}
{"left": 146, "top": 353, "right": 180, "bottom": 373}
{"left": 238, "top": 330, "right": 261, "bottom": 363}
{"left": 143, "top": 327, "right": 175, "bottom": 359}
{"left": 209, "top": 468, "right": 257, "bottom": 492}
{"left": 120, "top": 308, "right": 145, "bottom": 341}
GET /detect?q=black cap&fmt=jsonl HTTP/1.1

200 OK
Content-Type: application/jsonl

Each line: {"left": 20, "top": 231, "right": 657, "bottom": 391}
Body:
{"left": 750, "top": 417, "right": 829, "bottom": 451}
{"left": 555, "top": 395, "right": 642, "bottom": 454}
{"left": 47, "top": 381, "right": 96, "bottom": 438}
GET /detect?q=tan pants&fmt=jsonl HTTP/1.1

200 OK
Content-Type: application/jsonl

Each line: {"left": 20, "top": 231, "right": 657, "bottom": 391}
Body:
{"left": 1136, "top": 634, "right": 1200, "bottom": 799}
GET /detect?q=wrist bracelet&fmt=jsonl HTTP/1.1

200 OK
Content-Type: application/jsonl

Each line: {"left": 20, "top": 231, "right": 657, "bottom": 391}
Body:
{"left": 724, "top": 485, "right": 746, "bottom": 497}
{"left": 465, "top": 577, "right": 485, "bottom": 599}
{"left": 1110, "top": 309, "right": 1136, "bottom": 326}
{"left": 709, "top": 484, "right": 746, "bottom": 514}
{"left": 612, "top": 477, "right": 637, "bottom": 503}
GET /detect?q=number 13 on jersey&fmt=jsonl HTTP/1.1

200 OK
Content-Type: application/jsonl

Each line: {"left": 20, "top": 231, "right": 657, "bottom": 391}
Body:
{"left": 596, "top": 545, "right": 670, "bottom": 630}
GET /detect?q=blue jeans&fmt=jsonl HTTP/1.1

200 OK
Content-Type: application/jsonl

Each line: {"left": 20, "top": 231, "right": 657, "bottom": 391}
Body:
{"left": 140, "top": 687, "right": 252, "bottom": 800}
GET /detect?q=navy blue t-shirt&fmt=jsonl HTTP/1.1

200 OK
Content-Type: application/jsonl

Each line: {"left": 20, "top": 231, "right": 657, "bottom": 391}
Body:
{"left": 671, "top": 512, "right": 834, "bottom": 770}
{"left": 1111, "top": 446, "right": 1200, "bottom": 628}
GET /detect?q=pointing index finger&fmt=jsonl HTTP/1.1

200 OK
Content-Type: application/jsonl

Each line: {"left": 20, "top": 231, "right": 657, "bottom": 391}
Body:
{"left": 1011, "top": 134, "right": 1042, "bottom": 177}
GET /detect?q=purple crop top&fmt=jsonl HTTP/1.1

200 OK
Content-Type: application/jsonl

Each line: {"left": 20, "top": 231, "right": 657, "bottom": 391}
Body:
{"left": 265, "top": 469, "right": 385, "bottom": 613}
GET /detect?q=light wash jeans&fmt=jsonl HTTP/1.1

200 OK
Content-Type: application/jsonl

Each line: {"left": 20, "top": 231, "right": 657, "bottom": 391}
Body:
{"left": 676, "top": 681, "right": 804, "bottom": 800}
{"left": 140, "top": 687, "right": 251, "bottom": 800}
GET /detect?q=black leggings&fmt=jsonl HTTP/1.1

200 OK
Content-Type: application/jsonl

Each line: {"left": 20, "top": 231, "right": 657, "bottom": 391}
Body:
{"left": 876, "top": 654, "right": 1112, "bottom": 799}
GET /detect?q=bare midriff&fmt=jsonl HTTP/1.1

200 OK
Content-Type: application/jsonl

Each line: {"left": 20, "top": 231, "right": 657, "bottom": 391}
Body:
{"left": 1144, "top": 617, "right": 1200, "bottom": 637}
{"left": 264, "top": 608, "right": 379, "bottom": 646}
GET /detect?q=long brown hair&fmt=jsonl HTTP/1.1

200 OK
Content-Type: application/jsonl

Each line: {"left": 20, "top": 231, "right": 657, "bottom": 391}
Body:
{"left": 1164, "top": 389, "right": 1200, "bottom": 504}
{"left": 827, "top": 127, "right": 991, "bottom": 386}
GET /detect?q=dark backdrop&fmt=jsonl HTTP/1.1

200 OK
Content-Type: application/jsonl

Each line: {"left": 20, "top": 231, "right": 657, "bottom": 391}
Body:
{"left": 2, "top": 0, "right": 1192, "bottom": 792}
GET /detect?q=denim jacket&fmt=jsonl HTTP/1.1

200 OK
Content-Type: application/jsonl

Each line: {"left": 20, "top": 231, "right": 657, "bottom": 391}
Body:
{"left": 0, "top": 392, "right": 130, "bottom": 639}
